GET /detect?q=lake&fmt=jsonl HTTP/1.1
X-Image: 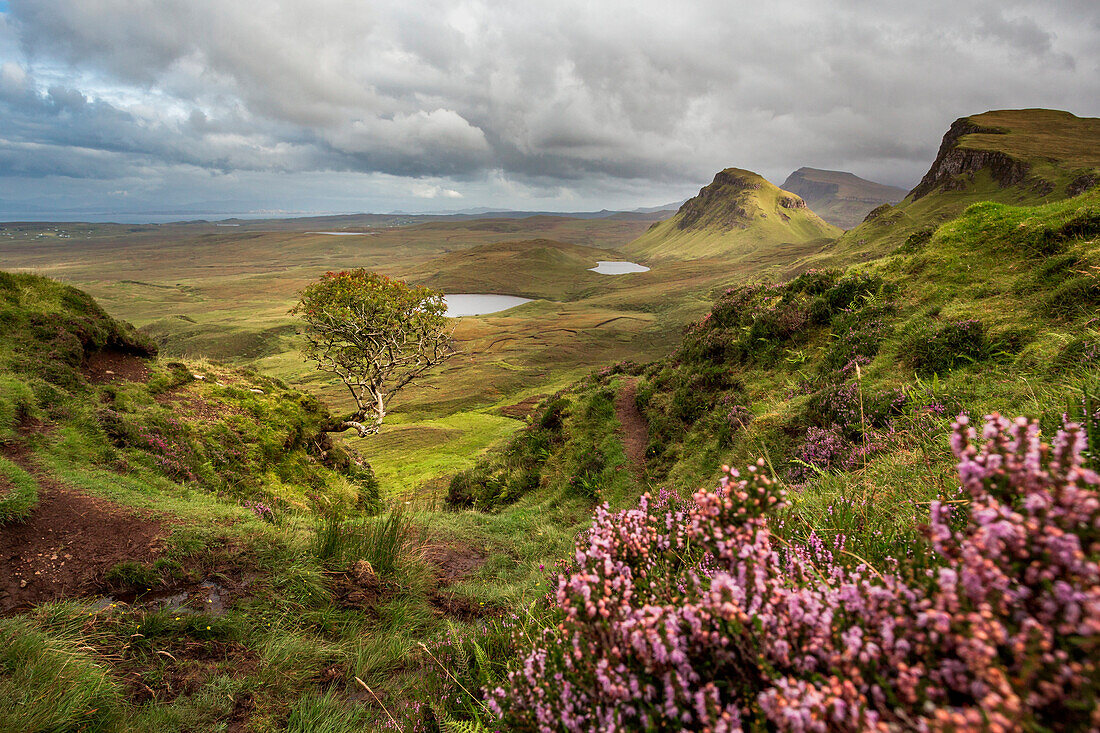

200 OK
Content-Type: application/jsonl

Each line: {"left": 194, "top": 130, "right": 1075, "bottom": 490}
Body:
{"left": 306, "top": 231, "right": 370, "bottom": 236}
{"left": 589, "top": 260, "right": 650, "bottom": 274}
{"left": 444, "top": 294, "right": 533, "bottom": 317}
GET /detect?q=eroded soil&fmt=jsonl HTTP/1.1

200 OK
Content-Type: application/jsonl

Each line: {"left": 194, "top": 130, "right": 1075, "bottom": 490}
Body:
{"left": 615, "top": 377, "right": 649, "bottom": 480}
{"left": 0, "top": 425, "right": 166, "bottom": 613}
{"left": 83, "top": 349, "right": 152, "bottom": 384}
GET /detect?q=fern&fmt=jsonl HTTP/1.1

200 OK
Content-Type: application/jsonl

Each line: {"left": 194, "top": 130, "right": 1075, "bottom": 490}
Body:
{"left": 470, "top": 637, "right": 489, "bottom": 679}
{"left": 442, "top": 716, "right": 489, "bottom": 733}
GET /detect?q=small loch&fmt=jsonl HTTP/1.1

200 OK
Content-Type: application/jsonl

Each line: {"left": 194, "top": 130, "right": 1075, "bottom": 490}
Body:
{"left": 589, "top": 261, "right": 650, "bottom": 275}
{"left": 444, "top": 294, "right": 533, "bottom": 317}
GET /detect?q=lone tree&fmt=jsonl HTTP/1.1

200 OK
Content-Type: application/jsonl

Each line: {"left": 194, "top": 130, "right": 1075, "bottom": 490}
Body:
{"left": 292, "top": 269, "right": 456, "bottom": 436}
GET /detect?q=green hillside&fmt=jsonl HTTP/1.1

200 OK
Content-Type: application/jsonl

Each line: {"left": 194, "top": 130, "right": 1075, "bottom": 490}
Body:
{"left": 780, "top": 167, "right": 907, "bottom": 229}
{"left": 410, "top": 238, "right": 619, "bottom": 300}
{"left": 821, "top": 108, "right": 1100, "bottom": 262}
{"left": 437, "top": 187, "right": 1100, "bottom": 729}
{"left": 625, "top": 168, "right": 842, "bottom": 261}
{"left": 456, "top": 188, "right": 1100, "bottom": 556}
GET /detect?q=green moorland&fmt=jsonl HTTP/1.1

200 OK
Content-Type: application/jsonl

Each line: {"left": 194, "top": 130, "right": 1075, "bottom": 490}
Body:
{"left": 625, "top": 167, "right": 843, "bottom": 260}
{"left": 457, "top": 189, "right": 1100, "bottom": 565}
{"left": 0, "top": 213, "right": 804, "bottom": 495}
{"left": 815, "top": 108, "right": 1100, "bottom": 263}
{"left": 2, "top": 189, "right": 1098, "bottom": 731}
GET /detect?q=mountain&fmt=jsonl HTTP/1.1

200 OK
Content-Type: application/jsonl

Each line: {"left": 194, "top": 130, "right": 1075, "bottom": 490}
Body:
{"left": 779, "top": 167, "right": 907, "bottom": 229}
{"left": 823, "top": 108, "right": 1100, "bottom": 261}
{"left": 624, "top": 168, "right": 842, "bottom": 261}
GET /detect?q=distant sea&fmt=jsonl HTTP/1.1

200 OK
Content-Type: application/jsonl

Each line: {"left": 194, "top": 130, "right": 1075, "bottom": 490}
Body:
{"left": 0, "top": 211, "right": 353, "bottom": 224}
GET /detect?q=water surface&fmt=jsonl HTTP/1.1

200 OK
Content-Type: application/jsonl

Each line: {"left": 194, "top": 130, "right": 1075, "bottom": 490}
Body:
{"left": 444, "top": 294, "right": 533, "bottom": 317}
{"left": 306, "top": 231, "right": 369, "bottom": 236}
{"left": 589, "top": 260, "right": 650, "bottom": 274}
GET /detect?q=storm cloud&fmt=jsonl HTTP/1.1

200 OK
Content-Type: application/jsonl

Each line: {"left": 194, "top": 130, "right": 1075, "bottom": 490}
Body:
{"left": 0, "top": 0, "right": 1097, "bottom": 215}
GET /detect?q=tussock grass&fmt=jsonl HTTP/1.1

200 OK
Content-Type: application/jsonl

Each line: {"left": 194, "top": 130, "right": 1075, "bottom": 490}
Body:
{"left": 312, "top": 505, "right": 418, "bottom": 577}
{"left": 0, "top": 617, "right": 122, "bottom": 732}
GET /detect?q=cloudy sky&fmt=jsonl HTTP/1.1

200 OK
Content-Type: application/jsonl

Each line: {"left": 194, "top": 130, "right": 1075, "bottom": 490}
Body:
{"left": 0, "top": 0, "right": 1097, "bottom": 218}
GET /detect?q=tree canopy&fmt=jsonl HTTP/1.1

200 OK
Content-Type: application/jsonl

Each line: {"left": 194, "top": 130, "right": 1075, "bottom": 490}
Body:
{"left": 292, "top": 269, "right": 456, "bottom": 436}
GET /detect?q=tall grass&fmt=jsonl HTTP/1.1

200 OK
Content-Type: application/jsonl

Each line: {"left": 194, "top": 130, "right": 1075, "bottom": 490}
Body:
{"left": 312, "top": 506, "right": 416, "bottom": 576}
{"left": 286, "top": 690, "right": 371, "bottom": 732}
{"left": 0, "top": 617, "right": 121, "bottom": 732}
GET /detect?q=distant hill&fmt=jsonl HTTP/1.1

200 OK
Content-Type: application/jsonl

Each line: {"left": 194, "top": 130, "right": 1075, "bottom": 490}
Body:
{"left": 410, "top": 238, "right": 622, "bottom": 300}
{"left": 780, "top": 168, "right": 907, "bottom": 229}
{"left": 822, "top": 108, "right": 1100, "bottom": 261}
{"left": 624, "top": 168, "right": 842, "bottom": 261}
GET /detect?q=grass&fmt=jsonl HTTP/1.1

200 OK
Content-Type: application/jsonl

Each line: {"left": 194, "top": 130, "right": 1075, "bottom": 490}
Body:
{"left": 0, "top": 456, "right": 38, "bottom": 522}
{"left": 365, "top": 411, "right": 522, "bottom": 500}
{"left": 0, "top": 616, "right": 122, "bottom": 732}
{"left": 312, "top": 507, "right": 418, "bottom": 577}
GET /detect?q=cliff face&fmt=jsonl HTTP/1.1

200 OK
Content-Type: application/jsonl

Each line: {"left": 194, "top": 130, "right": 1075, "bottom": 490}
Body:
{"left": 909, "top": 117, "right": 1030, "bottom": 200}
{"left": 820, "top": 109, "right": 1100, "bottom": 264}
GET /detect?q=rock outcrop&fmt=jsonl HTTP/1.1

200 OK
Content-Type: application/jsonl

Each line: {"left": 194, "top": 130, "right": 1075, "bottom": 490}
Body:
{"left": 909, "top": 117, "right": 1029, "bottom": 200}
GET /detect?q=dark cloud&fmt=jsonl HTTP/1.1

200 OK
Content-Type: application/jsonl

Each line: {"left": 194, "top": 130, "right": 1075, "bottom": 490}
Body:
{"left": 0, "top": 0, "right": 1097, "bottom": 213}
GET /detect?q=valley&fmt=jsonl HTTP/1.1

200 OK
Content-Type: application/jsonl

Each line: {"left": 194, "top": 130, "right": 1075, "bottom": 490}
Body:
{"left": 1, "top": 108, "right": 1099, "bottom": 731}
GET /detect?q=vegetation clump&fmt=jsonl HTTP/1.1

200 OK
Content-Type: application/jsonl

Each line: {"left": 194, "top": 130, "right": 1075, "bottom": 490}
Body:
{"left": 489, "top": 414, "right": 1100, "bottom": 731}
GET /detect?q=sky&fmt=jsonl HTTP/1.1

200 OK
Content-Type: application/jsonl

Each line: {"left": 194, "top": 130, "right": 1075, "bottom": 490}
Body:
{"left": 0, "top": 0, "right": 1097, "bottom": 219}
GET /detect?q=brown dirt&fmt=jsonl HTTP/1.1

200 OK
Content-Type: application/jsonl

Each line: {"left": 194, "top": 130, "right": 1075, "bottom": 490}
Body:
{"left": 428, "top": 590, "right": 500, "bottom": 621}
{"left": 500, "top": 394, "right": 546, "bottom": 420}
{"left": 83, "top": 349, "right": 152, "bottom": 384}
{"left": 615, "top": 377, "right": 649, "bottom": 480}
{"left": 0, "top": 426, "right": 166, "bottom": 614}
{"left": 422, "top": 540, "right": 487, "bottom": 585}
{"left": 330, "top": 560, "right": 383, "bottom": 610}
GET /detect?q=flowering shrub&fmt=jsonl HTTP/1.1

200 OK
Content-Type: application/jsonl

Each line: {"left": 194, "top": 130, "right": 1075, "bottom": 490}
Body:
{"left": 906, "top": 318, "right": 989, "bottom": 376}
{"left": 243, "top": 500, "right": 276, "bottom": 523}
{"left": 490, "top": 414, "right": 1100, "bottom": 731}
{"left": 137, "top": 428, "right": 198, "bottom": 482}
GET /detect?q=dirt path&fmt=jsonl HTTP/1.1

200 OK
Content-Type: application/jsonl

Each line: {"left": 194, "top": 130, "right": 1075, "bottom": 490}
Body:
{"left": 615, "top": 378, "right": 649, "bottom": 480}
{"left": 0, "top": 427, "right": 165, "bottom": 614}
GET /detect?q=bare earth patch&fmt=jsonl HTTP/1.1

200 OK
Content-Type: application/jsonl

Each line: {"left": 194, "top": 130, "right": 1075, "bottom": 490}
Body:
{"left": 0, "top": 431, "right": 166, "bottom": 614}
{"left": 615, "top": 377, "right": 649, "bottom": 480}
{"left": 422, "top": 540, "right": 487, "bottom": 585}
{"left": 83, "top": 349, "right": 152, "bottom": 384}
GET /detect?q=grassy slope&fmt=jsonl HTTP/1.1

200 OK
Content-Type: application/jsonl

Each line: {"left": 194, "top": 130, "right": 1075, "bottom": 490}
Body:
{"left": 455, "top": 190, "right": 1100, "bottom": 565}
{"left": 0, "top": 218, "right": 740, "bottom": 497}
{"left": 818, "top": 109, "right": 1100, "bottom": 263}
{"left": 0, "top": 273, "right": 449, "bottom": 731}
{"left": 625, "top": 168, "right": 842, "bottom": 260}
